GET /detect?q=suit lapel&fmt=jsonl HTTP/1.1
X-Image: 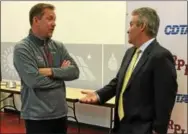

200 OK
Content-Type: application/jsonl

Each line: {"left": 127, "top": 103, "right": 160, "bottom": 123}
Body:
{"left": 117, "top": 47, "right": 136, "bottom": 96}
{"left": 122, "top": 48, "right": 136, "bottom": 77}
{"left": 126, "top": 40, "right": 157, "bottom": 89}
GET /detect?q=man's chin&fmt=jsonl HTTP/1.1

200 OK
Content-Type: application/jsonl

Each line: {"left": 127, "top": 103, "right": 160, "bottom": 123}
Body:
{"left": 128, "top": 39, "right": 132, "bottom": 44}
{"left": 47, "top": 33, "right": 53, "bottom": 38}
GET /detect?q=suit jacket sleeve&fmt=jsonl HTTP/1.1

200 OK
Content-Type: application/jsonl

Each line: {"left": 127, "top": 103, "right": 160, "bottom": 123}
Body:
{"left": 96, "top": 48, "right": 131, "bottom": 104}
{"left": 152, "top": 51, "right": 178, "bottom": 134}
{"left": 96, "top": 75, "right": 118, "bottom": 104}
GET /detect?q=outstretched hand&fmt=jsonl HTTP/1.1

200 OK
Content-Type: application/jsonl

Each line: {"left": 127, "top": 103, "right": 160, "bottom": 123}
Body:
{"left": 79, "top": 91, "right": 99, "bottom": 104}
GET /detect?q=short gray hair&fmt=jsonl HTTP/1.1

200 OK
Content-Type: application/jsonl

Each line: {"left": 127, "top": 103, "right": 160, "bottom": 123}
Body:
{"left": 132, "top": 7, "right": 160, "bottom": 37}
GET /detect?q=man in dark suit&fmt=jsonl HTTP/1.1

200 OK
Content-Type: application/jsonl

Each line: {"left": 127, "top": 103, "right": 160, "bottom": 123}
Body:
{"left": 79, "top": 7, "right": 177, "bottom": 134}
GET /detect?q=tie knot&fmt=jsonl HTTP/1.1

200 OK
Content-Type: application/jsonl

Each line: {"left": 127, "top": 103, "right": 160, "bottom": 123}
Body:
{"left": 135, "top": 48, "right": 141, "bottom": 54}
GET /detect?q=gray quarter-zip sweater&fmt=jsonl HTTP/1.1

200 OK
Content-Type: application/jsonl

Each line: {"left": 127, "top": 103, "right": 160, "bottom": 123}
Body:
{"left": 13, "top": 31, "right": 79, "bottom": 120}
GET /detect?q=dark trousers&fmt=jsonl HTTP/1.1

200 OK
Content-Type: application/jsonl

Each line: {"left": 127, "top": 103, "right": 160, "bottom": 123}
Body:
{"left": 24, "top": 116, "right": 67, "bottom": 134}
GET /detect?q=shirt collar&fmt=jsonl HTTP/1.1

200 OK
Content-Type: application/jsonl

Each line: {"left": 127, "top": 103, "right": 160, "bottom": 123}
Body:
{"left": 28, "top": 29, "right": 51, "bottom": 46}
{"left": 139, "top": 38, "right": 155, "bottom": 52}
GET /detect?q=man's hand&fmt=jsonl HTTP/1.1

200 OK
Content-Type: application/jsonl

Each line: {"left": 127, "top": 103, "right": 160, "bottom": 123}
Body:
{"left": 61, "top": 60, "right": 71, "bottom": 68}
{"left": 152, "top": 130, "right": 159, "bottom": 134}
{"left": 39, "top": 68, "right": 52, "bottom": 77}
{"left": 79, "top": 91, "right": 99, "bottom": 104}
{"left": 38, "top": 60, "right": 71, "bottom": 77}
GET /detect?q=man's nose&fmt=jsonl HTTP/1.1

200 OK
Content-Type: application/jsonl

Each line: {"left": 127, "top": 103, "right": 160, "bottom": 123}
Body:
{"left": 52, "top": 21, "right": 56, "bottom": 27}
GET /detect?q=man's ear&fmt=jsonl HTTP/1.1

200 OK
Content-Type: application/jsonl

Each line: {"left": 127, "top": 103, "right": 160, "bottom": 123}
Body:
{"left": 33, "top": 16, "right": 40, "bottom": 25}
{"left": 140, "top": 22, "right": 146, "bottom": 32}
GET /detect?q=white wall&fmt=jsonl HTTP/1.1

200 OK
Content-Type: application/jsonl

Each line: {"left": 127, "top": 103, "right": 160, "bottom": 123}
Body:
{"left": 1, "top": 1, "right": 126, "bottom": 44}
{"left": 1, "top": 1, "right": 126, "bottom": 128}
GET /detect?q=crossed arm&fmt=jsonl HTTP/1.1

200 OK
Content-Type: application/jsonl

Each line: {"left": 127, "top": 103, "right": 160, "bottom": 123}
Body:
{"left": 38, "top": 43, "right": 79, "bottom": 81}
{"left": 39, "top": 60, "right": 71, "bottom": 77}
{"left": 13, "top": 43, "right": 79, "bottom": 89}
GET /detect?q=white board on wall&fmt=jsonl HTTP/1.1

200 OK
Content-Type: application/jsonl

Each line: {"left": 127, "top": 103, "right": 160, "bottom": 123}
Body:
{"left": 1, "top": 1, "right": 126, "bottom": 45}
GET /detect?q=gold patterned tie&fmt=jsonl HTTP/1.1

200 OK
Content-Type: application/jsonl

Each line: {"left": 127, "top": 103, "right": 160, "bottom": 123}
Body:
{"left": 118, "top": 48, "right": 141, "bottom": 120}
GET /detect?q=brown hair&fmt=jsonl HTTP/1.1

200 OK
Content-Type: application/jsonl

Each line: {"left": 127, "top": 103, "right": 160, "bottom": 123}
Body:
{"left": 29, "top": 3, "right": 55, "bottom": 26}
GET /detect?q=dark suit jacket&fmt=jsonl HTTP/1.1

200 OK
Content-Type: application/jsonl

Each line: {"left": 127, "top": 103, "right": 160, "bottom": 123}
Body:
{"left": 96, "top": 39, "right": 177, "bottom": 134}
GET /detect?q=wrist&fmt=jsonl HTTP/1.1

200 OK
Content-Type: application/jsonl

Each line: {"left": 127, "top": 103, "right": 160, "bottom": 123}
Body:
{"left": 48, "top": 68, "right": 53, "bottom": 76}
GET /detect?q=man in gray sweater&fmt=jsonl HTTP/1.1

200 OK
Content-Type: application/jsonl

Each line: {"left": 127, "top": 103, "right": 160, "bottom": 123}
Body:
{"left": 13, "top": 3, "right": 79, "bottom": 134}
